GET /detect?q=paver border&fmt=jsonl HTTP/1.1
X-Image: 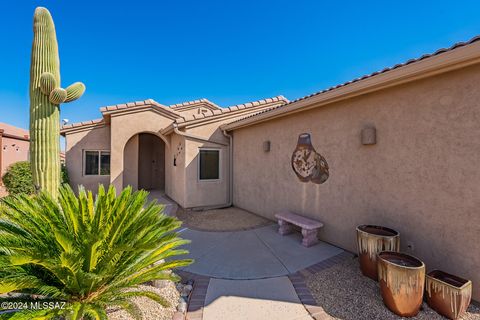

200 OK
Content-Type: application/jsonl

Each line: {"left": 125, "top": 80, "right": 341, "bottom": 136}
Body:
{"left": 177, "top": 270, "right": 211, "bottom": 320}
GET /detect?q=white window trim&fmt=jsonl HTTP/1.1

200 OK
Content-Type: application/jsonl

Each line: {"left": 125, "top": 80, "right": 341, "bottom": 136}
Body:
{"left": 198, "top": 148, "right": 221, "bottom": 182}
{"left": 83, "top": 150, "right": 111, "bottom": 176}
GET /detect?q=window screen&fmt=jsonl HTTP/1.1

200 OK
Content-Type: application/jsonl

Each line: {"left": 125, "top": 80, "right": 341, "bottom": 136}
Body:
{"left": 85, "top": 151, "right": 99, "bottom": 175}
{"left": 199, "top": 149, "right": 219, "bottom": 180}
{"left": 84, "top": 151, "right": 110, "bottom": 175}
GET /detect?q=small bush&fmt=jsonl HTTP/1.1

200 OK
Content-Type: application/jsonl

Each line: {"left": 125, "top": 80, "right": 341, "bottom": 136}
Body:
{"left": 2, "top": 161, "right": 34, "bottom": 195}
{"left": 61, "top": 163, "right": 70, "bottom": 184}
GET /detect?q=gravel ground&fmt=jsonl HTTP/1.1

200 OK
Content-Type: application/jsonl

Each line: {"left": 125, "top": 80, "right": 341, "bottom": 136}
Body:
{"left": 176, "top": 207, "right": 272, "bottom": 232}
{"left": 107, "top": 282, "right": 179, "bottom": 320}
{"left": 306, "top": 257, "right": 480, "bottom": 320}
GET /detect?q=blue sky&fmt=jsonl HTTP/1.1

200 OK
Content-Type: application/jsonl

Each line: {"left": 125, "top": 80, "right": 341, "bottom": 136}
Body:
{"left": 4, "top": 1, "right": 480, "bottom": 130}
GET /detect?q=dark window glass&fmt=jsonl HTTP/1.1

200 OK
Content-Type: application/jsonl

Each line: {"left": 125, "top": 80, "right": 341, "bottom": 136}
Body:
{"left": 199, "top": 150, "right": 219, "bottom": 180}
{"left": 85, "top": 151, "right": 99, "bottom": 175}
{"left": 100, "top": 151, "right": 110, "bottom": 175}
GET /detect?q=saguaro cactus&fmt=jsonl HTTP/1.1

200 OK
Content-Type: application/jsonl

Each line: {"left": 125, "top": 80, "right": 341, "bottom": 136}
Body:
{"left": 30, "top": 7, "right": 85, "bottom": 196}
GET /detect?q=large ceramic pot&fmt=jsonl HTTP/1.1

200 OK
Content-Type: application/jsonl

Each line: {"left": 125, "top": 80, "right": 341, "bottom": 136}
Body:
{"left": 426, "top": 270, "right": 472, "bottom": 320}
{"left": 356, "top": 225, "right": 400, "bottom": 280}
{"left": 291, "top": 133, "right": 329, "bottom": 184}
{"left": 377, "top": 251, "right": 425, "bottom": 317}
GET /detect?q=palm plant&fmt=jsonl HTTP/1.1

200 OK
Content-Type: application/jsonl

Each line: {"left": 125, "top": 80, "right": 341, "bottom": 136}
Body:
{"left": 0, "top": 185, "right": 192, "bottom": 319}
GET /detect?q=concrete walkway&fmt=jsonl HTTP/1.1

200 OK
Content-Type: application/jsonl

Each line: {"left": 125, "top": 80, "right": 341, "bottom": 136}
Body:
{"left": 203, "top": 277, "right": 312, "bottom": 320}
{"left": 178, "top": 223, "right": 345, "bottom": 320}
{"left": 146, "top": 189, "right": 178, "bottom": 216}
{"left": 179, "top": 224, "right": 343, "bottom": 279}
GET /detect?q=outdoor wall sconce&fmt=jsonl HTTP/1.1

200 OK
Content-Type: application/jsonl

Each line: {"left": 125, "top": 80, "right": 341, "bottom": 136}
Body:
{"left": 361, "top": 127, "right": 376, "bottom": 145}
{"left": 173, "top": 157, "right": 177, "bottom": 166}
{"left": 263, "top": 140, "right": 271, "bottom": 152}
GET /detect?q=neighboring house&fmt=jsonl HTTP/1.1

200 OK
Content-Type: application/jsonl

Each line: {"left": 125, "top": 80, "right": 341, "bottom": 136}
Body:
{"left": 62, "top": 36, "right": 480, "bottom": 300}
{"left": 60, "top": 96, "right": 288, "bottom": 208}
{"left": 0, "top": 122, "right": 30, "bottom": 184}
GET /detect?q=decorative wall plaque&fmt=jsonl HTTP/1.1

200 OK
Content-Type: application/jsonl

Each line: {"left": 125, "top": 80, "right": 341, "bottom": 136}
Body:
{"left": 291, "top": 133, "right": 329, "bottom": 184}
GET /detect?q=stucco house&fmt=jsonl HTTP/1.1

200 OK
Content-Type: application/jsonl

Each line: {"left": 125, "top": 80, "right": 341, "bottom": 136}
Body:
{"left": 62, "top": 36, "right": 480, "bottom": 300}
{"left": 0, "top": 122, "right": 30, "bottom": 184}
{"left": 61, "top": 96, "right": 288, "bottom": 208}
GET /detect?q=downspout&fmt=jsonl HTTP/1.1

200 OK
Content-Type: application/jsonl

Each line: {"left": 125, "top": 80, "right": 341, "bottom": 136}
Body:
{"left": 172, "top": 123, "right": 233, "bottom": 210}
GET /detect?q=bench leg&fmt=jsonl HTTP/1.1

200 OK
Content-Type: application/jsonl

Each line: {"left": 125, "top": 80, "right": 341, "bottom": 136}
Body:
{"left": 278, "top": 219, "right": 294, "bottom": 235}
{"left": 301, "top": 229, "right": 318, "bottom": 247}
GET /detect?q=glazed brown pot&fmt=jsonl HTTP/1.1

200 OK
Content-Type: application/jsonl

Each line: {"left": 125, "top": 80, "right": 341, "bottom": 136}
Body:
{"left": 356, "top": 225, "right": 400, "bottom": 280}
{"left": 426, "top": 270, "right": 472, "bottom": 320}
{"left": 377, "top": 251, "right": 425, "bottom": 317}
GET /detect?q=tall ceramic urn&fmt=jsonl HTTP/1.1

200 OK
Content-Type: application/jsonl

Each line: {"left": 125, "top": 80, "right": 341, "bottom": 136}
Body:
{"left": 356, "top": 225, "right": 400, "bottom": 280}
{"left": 377, "top": 251, "right": 425, "bottom": 317}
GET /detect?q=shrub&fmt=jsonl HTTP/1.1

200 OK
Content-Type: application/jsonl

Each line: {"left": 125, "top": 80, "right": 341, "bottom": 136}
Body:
{"left": 61, "top": 164, "right": 69, "bottom": 185}
{"left": 2, "top": 161, "right": 35, "bottom": 195}
{"left": 0, "top": 185, "right": 192, "bottom": 319}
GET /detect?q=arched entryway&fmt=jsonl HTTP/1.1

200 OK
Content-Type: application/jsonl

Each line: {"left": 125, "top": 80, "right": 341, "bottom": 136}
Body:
{"left": 123, "top": 132, "right": 166, "bottom": 191}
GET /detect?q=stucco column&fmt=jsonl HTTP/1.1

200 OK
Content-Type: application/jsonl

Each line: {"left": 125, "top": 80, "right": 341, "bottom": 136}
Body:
{"left": 110, "top": 136, "right": 126, "bottom": 192}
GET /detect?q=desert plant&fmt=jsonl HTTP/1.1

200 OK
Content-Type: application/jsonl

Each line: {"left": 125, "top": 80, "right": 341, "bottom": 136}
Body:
{"left": 61, "top": 164, "right": 70, "bottom": 185}
{"left": 30, "top": 7, "right": 85, "bottom": 197}
{"left": 2, "top": 161, "right": 35, "bottom": 195}
{"left": 0, "top": 185, "right": 192, "bottom": 319}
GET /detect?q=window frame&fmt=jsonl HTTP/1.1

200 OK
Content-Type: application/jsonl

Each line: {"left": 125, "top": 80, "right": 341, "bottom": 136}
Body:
{"left": 198, "top": 148, "right": 221, "bottom": 181}
{"left": 83, "top": 150, "right": 111, "bottom": 176}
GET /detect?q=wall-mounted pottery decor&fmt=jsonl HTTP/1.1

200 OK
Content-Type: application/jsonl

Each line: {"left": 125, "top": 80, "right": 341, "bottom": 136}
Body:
{"left": 426, "top": 270, "right": 472, "bottom": 320}
{"left": 291, "top": 133, "right": 329, "bottom": 184}
{"left": 378, "top": 251, "right": 425, "bottom": 317}
{"left": 361, "top": 127, "right": 376, "bottom": 145}
{"left": 356, "top": 225, "right": 400, "bottom": 280}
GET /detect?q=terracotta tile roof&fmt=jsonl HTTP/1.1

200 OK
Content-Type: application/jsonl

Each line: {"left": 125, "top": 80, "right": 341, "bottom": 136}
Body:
{"left": 170, "top": 98, "right": 221, "bottom": 110}
{"left": 62, "top": 96, "right": 289, "bottom": 133}
{"left": 99, "top": 99, "right": 181, "bottom": 117}
{"left": 61, "top": 118, "right": 104, "bottom": 131}
{"left": 174, "top": 95, "right": 289, "bottom": 125}
{"left": 225, "top": 35, "right": 480, "bottom": 128}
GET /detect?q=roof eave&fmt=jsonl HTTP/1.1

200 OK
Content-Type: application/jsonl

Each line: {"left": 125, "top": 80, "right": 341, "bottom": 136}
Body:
{"left": 224, "top": 39, "right": 480, "bottom": 131}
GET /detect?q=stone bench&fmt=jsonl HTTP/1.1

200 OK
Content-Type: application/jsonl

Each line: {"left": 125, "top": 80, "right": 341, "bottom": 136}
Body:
{"left": 274, "top": 211, "right": 324, "bottom": 247}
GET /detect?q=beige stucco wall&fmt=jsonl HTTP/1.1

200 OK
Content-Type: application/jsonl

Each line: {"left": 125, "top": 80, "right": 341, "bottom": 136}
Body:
{"left": 1, "top": 137, "right": 29, "bottom": 176}
{"left": 123, "top": 134, "right": 139, "bottom": 190}
{"left": 165, "top": 133, "right": 186, "bottom": 207}
{"left": 109, "top": 109, "right": 173, "bottom": 191}
{"left": 65, "top": 125, "right": 111, "bottom": 192}
{"left": 231, "top": 65, "right": 480, "bottom": 300}
{"left": 180, "top": 104, "right": 286, "bottom": 208}
{"left": 0, "top": 123, "right": 30, "bottom": 180}
{"left": 184, "top": 139, "right": 229, "bottom": 208}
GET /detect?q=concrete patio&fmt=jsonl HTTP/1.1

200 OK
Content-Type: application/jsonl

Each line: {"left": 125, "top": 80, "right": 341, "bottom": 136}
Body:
{"left": 179, "top": 224, "right": 343, "bottom": 279}
{"left": 176, "top": 223, "right": 348, "bottom": 320}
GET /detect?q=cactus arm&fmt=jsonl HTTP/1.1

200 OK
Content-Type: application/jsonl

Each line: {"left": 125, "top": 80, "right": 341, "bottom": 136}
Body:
{"left": 39, "top": 72, "right": 57, "bottom": 95}
{"left": 64, "top": 82, "right": 86, "bottom": 102}
{"left": 49, "top": 88, "right": 67, "bottom": 104}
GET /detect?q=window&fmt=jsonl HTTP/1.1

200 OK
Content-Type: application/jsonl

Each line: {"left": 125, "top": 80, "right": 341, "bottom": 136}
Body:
{"left": 84, "top": 150, "right": 110, "bottom": 175}
{"left": 199, "top": 149, "right": 220, "bottom": 180}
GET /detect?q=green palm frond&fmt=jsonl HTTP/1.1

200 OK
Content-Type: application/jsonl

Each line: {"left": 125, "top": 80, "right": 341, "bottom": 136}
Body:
{"left": 0, "top": 184, "right": 192, "bottom": 319}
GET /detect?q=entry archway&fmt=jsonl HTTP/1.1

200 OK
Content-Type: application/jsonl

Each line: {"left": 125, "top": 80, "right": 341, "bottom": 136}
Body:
{"left": 123, "top": 132, "right": 166, "bottom": 191}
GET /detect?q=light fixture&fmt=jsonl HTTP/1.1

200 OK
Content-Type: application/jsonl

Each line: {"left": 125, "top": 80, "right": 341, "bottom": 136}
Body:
{"left": 361, "top": 127, "right": 376, "bottom": 145}
{"left": 263, "top": 140, "right": 271, "bottom": 152}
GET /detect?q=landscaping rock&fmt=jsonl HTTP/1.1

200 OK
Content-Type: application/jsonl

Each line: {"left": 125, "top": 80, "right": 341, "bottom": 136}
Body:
{"left": 107, "top": 282, "right": 179, "bottom": 320}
